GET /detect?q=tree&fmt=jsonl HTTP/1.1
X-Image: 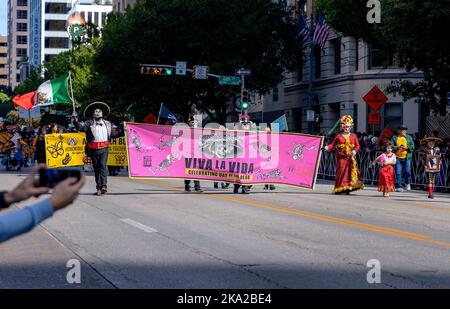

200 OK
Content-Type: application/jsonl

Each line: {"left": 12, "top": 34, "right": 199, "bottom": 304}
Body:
{"left": 317, "top": 0, "right": 450, "bottom": 116}
{"left": 97, "top": 0, "right": 303, "bottom": 123}
{"left": 14, "top": 66, "right": 44, "bottom": 95}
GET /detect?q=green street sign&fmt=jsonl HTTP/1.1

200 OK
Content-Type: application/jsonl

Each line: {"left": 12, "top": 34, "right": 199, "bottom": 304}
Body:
{"left": 219, "top": 76, "right": 240, "bottom": 86}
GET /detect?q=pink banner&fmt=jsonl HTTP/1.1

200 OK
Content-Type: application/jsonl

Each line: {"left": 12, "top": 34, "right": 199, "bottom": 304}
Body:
{"left": 125, "top": 123, "right": 324, "bottom": 189}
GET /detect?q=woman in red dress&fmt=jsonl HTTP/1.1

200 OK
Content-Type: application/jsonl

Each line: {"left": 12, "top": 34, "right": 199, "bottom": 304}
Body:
{"left": 325, "top": 115, "right": 364, "bottom": 194}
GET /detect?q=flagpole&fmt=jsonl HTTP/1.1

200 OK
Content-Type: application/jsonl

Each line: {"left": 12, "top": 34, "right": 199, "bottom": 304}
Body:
{"left": 157, "top": 102, "right": 163, "bottom": 125}
{"left": 307, "top": 11, "right": 315, "bottom": 134}
{"left": 68, "top": 71, "right": 75, "bottom": 115}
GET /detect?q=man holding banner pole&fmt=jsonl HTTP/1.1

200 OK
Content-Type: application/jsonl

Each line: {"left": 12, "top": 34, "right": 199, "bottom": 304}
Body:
{"left": 72, "top": 102, "right": 116, "bottom": 196}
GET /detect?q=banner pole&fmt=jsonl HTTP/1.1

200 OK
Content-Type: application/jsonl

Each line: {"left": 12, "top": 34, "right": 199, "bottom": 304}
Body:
{"left": 157, "top": 102, "right": 163, "bottom": 125}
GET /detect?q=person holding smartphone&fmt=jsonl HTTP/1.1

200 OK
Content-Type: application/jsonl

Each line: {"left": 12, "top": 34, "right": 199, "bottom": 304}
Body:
{"left": 0, "top": 164, "right": 85, "bottom": 244}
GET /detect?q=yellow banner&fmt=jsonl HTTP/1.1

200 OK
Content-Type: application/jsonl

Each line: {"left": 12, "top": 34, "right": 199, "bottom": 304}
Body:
{"left": 107, "top": 137, "right": 128, "bottom": 166}
{"left": 45, "top": 134, "right": 128, "bottom": 168}
{"left": 45, "top": 133, "right": 87, "bottom": 168}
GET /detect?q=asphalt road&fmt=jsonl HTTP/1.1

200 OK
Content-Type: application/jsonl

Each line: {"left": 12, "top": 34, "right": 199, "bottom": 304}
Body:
{"left": 1, "top": 168, "right": 450, "bottom": 289}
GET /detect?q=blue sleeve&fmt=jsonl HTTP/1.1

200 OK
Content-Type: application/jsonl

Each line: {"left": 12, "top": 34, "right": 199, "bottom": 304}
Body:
{"left": 0, "top": 199, "right": 54, "bottom": 243}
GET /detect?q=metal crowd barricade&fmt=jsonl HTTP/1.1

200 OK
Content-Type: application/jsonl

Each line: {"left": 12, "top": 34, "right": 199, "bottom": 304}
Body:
{"left": 318, "top": 150, "right": 450, "bottom": 192}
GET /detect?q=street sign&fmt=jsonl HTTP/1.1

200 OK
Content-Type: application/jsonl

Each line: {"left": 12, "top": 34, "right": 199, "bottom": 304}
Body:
{"left": 219, "top": 75, "right": 240, "bottom": 85}
{"left": 176, "top": 61, "right": 187, "bottom": 75}
{"left": 19, "top": 106, "right": 41, "bottom": 119}
{"left": 235, "top": 68, "right": 251, "bottom": 75}
{"left": 363, "top": 86, "right": 388, "bottom": 110}
{"left": 193, "top": 65, "right": 209, "bottom": 80}
{"left": 368, "top": 111, "right": 381, "bottom": 125}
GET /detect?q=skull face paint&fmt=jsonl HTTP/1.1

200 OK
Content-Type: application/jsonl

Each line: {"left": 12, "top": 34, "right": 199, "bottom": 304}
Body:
{"left": 93, "top": 108, "right": 103, "bottom": 119}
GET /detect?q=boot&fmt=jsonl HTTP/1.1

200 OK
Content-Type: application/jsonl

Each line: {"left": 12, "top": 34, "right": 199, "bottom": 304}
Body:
{"left": 428, "top": 185, "right": 434, "bottom": 199}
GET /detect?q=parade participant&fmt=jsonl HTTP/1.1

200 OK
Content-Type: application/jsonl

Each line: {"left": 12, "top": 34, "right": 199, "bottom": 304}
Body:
{"left": 391, "top": 125, "right": 414, "bottom": 192}
{"left": 325, "top": 115, "right": 363, "bottom": 194}
{"left": 420, "top": 135, "right": 442, "bottom": 199}
{"left": 375, "top": 141, "right": 396, "bottom": 197}
{"left": 72, "top": 102, "right": 116, "bottom": 196}
{"left": 185, "top": 116, "right": 203, "bottom": 193}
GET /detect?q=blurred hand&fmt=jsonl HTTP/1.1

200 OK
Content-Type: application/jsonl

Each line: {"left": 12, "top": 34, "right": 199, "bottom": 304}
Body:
{"left": 351, "top": 150, "right": 357, "bottom": 157}
{"left": 4, "top": 164, "right": 49, "bottom": 205}
{"left": 49, "top": 175, "right": 86, "bottom": 211}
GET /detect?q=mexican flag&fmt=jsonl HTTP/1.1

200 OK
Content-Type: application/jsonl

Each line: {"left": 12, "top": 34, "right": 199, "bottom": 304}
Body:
{"left": 35, "top": 75, "right": 72, "bottom": 106}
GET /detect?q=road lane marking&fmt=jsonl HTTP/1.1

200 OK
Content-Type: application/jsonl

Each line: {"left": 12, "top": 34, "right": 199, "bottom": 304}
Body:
{"left": 135, "top": 179, "right": 450, "bottom": 249}
{"left": 120, "top": 218, "right": 158, "bottom": 233}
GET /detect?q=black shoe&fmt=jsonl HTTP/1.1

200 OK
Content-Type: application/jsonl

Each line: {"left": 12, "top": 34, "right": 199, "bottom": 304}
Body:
{"left": 269, "top": 185, "right": 276, "bottom": 190}
{"left": 233, "top": 188, "right": 239, "bottom": 194}
{"left": 101, "top": 187, "right": 107, "bottom": 194}
{"left": 185, "top": 187, "right": 191, "bottom": 192}
{"left": 221, "top": 183, "right": 229, "bottom": 189}
{"left": 428, "top": 195, "right": 434, "bottom": 199}
{"left": 94, "top": 190, "right": 102, "bottom": 196}
{"left": 214, "top": 183, "right": 219, "bottom": 189}
{"left": 264, "top": 185, "right": 269, "bottom": 190}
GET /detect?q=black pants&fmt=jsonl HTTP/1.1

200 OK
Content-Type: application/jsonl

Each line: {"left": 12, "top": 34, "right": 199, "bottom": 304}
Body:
{"left": 91, "top": 148, "right": 108, "bottom": 190}
{"left": 185, "top": 180, "right": 201, "bottom": 190}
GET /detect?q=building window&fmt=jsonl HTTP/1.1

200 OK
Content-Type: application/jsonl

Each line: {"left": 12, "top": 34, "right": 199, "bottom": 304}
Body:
{"left": 17, "top": 22, "right": 27, "bottom": 32}
{"left": 355, "top": 39, "right": 359, "bottom": 71}
{"left": 94, "top": 12, "right": 99, "bottom": 25}
{"left": 273, "top": 88, "right": 279, "bottom": 102}
{"left": 17, "top": 35, "right": 27, "bottom": 45}
{"left": 16, "top": 61, "right": 21, "bottom": 69}
{"left": 44, "top": 54, "right": 57, "bottom": 62}
{"left": 384, "top": 103, "right": 402, "bottom": 132}
{"left": 45, "top": 3, "right": 70, "bottom": 14}
{"left": 313, "top": 44, "right": 321, "bottom": 79}
{"left": 17, "top": 10, "right": 27, "bottom": 19}
{"left": 297, "top": 58, "right": 303, "bottom": 82}
{"left": 81, "top": 11, "right": 85, "bottom": 20}
{"left": 368, "top": 42, "right": 401, "bottom": 69}
{"left": 0, "top": 74, "right": 7, "bottom": 78}
{"left": 88, "top": 12, "right": 92, "bottom": 23}
{"left": 332, "top": 39, "right": 341, "bottom": 75}
{"left": 0, "top": 42, "right": 7, "bottom": 47}
{"left": 0, "top": 53, "right": 6, "bottom": 57}
{"left": 45, "top": 37, "right": 69, "bottom": 49}
{"left": 101, "top": 12, "right": 107, "bottom": 26}
{"left": 17, "top": 0, "right": 27, "bottom": 6}
{"left": 16, "top": 48, "right": 27, "bottom": 57}
{"left": 16, "top": 74, "right": 21, "bottom": 83}
{"left": 45, "top": 20, "right": 66, "bottom": 31}
{"left": 0, "top": 64, "right": 6, "bottom": 68}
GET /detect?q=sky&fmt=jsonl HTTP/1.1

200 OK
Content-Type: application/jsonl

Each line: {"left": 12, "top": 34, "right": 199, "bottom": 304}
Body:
{"left": 0, "top": 0, "right": 7, "bottom": 36}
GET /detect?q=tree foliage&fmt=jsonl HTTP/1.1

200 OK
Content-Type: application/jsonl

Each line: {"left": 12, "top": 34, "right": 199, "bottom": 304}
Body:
{"left": 317, "top": 0, "right": 450, "bottom": 115}
{"left": 97, "top": 0, "right": 303, "bottom": 122}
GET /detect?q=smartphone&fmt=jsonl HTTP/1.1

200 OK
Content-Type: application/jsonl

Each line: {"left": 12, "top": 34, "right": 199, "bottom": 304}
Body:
{"left": 38, "top": 168, "right": 82, "bottom": 188}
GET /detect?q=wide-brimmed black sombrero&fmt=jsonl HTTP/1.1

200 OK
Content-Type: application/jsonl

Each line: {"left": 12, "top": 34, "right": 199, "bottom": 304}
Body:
{"left": 83, "top": 101, "right": 110, "bottom": 118}
{"left": 420, "top": 135, "right": 442, "bottom": 145}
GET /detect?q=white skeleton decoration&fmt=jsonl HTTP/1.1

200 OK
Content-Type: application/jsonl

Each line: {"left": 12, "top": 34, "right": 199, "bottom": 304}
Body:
{"left": 129, "top": 128, "right": 148, "bottom": 160}
{"left": 287, "top": 142, "right": 317, "bottom": 161}
{"left": 154, "top": 130, "right": 182, "bottom": 152}
{"left": 255, "top": 168, "right": 285, "bottom": 181}
{"left": 148, "top": 154, "right": 179, "bottom": 175}
{"left": 251, "top": 141, "right": 272, "bottom": 161}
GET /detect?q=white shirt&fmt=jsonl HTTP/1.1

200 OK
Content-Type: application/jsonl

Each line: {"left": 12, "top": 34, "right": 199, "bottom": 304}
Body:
{"left": 93, "top": 120, "right": 108, "bottom": 142}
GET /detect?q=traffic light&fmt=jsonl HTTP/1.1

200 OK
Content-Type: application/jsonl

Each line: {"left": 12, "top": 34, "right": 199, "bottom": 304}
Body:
{"left": 242, "top": 89, "right": 249, "bottom": 110}
{"left": 140, "top": 66, "right": 173, "bottom": 76}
